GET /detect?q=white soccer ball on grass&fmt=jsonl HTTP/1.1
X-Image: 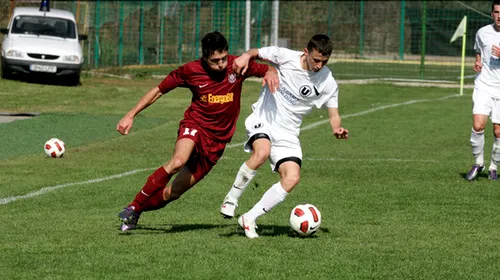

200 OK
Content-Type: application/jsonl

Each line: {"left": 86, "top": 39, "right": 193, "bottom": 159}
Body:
{"left": 289, "top": 204, "right": 322, "bottom": 237}
{"left": 44, "top": 138, "right": 65, "bottom": 158}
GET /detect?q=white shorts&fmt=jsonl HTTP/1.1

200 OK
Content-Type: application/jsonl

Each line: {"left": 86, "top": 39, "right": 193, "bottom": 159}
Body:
{"left": 472, "top": 87, "right": 500, "bottom": 123}
{"left": 244, "top": 112, "right": 302, "bottom": 172}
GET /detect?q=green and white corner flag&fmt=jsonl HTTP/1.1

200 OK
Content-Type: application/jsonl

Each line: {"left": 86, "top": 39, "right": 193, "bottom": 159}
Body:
{"left": 450, "top": 16, "right": 467, "bottom": 43}
{"left": 450, "top": 15, "right": 467, "bottom": 95}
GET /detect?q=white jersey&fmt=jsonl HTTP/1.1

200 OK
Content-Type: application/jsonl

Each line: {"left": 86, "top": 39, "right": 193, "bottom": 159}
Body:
{"left": 251, "top": 46, "right": 339, "bottom": 134}
{"left": 474, "top": 24, "right": 500, "bottom": 99}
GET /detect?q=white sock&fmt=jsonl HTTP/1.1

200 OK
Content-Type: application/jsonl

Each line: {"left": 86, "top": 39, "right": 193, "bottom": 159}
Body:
{"left": 490, "top": 137, "right": 500, "bottom": 170}
{"left": 245, "top": 182, "right": 289, "bottom": 222}
{"left": 225, "top": 162, "right": 257, "bottom": 204}
{"left": 470, "top": 128, "right": 485, "bottom": 166}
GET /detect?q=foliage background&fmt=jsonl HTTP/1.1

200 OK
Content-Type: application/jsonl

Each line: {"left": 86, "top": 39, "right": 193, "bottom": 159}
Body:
{"left": 0, "top": 0, "right": 494, "bottom": 76}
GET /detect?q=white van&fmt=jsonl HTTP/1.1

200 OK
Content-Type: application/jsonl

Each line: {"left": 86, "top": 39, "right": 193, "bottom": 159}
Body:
{"left": 0, "top": 3, "right": 87, "bottom": 85}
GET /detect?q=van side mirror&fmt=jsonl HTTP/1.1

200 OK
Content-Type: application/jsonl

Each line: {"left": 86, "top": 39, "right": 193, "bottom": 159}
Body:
{"left": 0, "top": 28, "right": 8, "bottom": 35}
{"left": 78, "top": 34, "right": 88, "bottom": 41}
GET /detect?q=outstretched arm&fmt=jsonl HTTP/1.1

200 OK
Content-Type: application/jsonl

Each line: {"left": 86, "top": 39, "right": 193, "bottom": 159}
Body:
{"left": 240, "top": 48, "right": 279, "bottom": 92}
{"left": 233, "top": 48, "right": 260, "bottom": 76}
{"left": 328, "top": 107, "right": 348, "bottom": 139}
{"left": 116, "top": 87, "right": 163, "bottom": 135}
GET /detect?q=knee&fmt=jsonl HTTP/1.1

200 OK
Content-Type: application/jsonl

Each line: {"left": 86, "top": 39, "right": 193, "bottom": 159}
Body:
{"left": 166, "top": 155, "right": 185, "bottom": 174}
{"left": 473, "top": 125, "right": 486, "bottom": 132}
{"left": 163, "top": 186, "right": 181, "bottom": 201}
{"left": 472, "top": 120, "right": 486, "bottom": 132}
{"left": 494, "top": 129, "right": 500, "bottom": 139}
{"left": 281, "top": 174, "right": 300, "bottom": 190}
{"left": 251, "top": 147, "right": 271, "bottom": 166}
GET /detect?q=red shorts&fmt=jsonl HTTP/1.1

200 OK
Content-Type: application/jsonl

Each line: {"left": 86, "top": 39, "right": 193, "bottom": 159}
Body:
{"left": 177, "top": 120, "right": 226, "bottom": 182}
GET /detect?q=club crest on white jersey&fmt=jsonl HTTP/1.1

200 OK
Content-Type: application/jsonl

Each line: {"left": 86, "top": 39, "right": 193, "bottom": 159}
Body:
{"left": 250, "top": 46, "right": 339, "bottom": 132}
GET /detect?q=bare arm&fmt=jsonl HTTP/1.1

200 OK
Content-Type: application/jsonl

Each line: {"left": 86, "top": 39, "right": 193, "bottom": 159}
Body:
{"left": 473, "top": 53, "right": 482, "bottom": 72}
{"left": 233, "top": 48, "right": 260, "bottom": 76}
{"left": 493, "top": 45, "right": 500, "bottom": 58}
{"left": 328, "top": 107, "right": 348, "bottom": 139}
{"left": 116, "top": 86, "right": 163, "bottom": 135}
{"left": 236, "top": 48, "right": 279, "bottom": 92}
{"left": 262, "top": 65, "right": 279, "bottom": 93}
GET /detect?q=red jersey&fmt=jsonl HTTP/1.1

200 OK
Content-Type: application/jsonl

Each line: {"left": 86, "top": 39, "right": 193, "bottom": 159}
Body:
{"left": 157, "top": 55, "right": 269, "bottom": 143}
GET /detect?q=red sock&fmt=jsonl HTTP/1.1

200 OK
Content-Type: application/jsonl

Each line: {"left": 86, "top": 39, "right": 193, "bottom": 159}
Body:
{"left": 140, "top": 186, "right": 173, "bottom": 212}
{"left": 129, "top": 167, "right": 172, "bottom": 210}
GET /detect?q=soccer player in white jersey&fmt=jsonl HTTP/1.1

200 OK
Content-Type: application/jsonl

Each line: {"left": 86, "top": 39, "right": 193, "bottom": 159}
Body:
{"left": 466, "top": 0, "right": 500, "bottom": 181}
{"left": 220, "top": 34, "right": 349, "bottom": 238}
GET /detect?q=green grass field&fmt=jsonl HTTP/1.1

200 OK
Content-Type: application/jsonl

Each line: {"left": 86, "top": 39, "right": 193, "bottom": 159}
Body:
{"left": 92, "top": 59, "right": 478, "bottom": 82}
{"left": 1, "top": 72, "right": 499, "bottom": 280}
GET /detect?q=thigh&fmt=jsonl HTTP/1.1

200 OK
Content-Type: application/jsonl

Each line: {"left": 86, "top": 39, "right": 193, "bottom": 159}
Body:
{"left": 186, "top": 136, "right": 226, "bottom": 182}
{"left": 269, "top": 129, "right": 302, "bottom": 172}
{"left": 277, "top": 161, "right": 301, "bottom": 177}
{"left": 177, "top": 120, "right": 202, "bottom": 144}
{"left": 175, "top": 120, "right": 202, "bottom": 159}
{"left": 472, "top": 89, "right": 493, "bottom": 117}
{"left": 163, "top": 122, "right": 199, "bottom": 173}
{"left": 244, "top": 113, "right": 271, "bottom": 152}
{"left": 172, "top": 138, "right": 196, "bottom": 163}
{"left": 491, "top": 98, "right": 500, "bottom": 124}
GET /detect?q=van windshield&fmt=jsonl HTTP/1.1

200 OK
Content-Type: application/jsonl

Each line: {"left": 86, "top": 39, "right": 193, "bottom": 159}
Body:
{"left": 11, "top": 15, "right": 76, "bottom": 39}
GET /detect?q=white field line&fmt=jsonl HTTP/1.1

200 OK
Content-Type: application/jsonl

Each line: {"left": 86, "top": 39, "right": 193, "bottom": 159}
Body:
{"left": 0, "top": 94, "right": 460, "bottom": 205}
{"left": 0, "top": 168, "right": 154, "bottom": 205}
{"left": 305, "top": 157, "right": 440, "bottom": 163}
{"left": 228, "top": 93, "right": 460, "bottom": 147}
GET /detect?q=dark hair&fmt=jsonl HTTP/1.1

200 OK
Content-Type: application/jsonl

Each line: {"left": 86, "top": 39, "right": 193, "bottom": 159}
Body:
{"left": 201, "top": 31, "right": 229, "bottom": 58}
{"left": 493, "top": 0, "right": 500, "bottom": 11}
{"left": 307, "top": 34, "right": 333, "bottom": 56}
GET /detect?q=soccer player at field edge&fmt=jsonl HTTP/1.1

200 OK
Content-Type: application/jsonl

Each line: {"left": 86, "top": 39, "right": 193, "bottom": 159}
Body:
{"left": 116, "top": 31, "right": 279, "bottom": 232}
{"left": 220, "top": 34, "right": 349, "bottom": 239}
{"left": 466, "top": 0, "right": 500, "bottom": 181}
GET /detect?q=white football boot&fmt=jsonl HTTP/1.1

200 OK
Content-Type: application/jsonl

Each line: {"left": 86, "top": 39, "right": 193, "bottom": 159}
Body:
{"left": 220, "top": 199, "right": 237, "bottom": 219}
{"left": 238, "top": 214, "right": 258, "bottom": 239}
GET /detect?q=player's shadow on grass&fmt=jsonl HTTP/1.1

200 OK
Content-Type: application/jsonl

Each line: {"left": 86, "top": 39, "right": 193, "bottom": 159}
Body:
{"left": 219, "top": 224, "right": 330, "bottom": 238}
{"left": 119, "top": 223, "right": 233, "bottom": 235}
{"left": 119, "top": 223, "right": 329, "bottom": 238}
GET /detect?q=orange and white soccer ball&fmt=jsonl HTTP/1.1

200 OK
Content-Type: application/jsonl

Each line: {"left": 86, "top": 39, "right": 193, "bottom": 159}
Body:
{"left": 289, "top": 204, "right": 322, "bottom": 237}
{"left": 44, "top": 138, "right": 65, "bottom": 158}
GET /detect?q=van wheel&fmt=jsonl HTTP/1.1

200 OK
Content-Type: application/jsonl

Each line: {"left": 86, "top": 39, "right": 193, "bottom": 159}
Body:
{"left": 1, "top": 61, "right": 12, "bottom": 80}
{"left": 68, "top": 74, "right": 80, "bottom": 86}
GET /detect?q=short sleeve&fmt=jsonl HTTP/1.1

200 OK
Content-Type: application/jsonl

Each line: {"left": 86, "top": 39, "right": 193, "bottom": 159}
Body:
{"left": 323, "top": 78, "right": 339, "bottom": 108}
{"left": 324, "top": 88, "right": 338, "bottom": 108}
{"left": 258, "top": 46, "right": 282, "bottom": 64}
{"left": 157, "top": 65, "right": 188, "bottom": 94}
{"left": 244, "top": 59, "right": 269, "bottom": 78}
{"left": 474, "top": 29, "right": 483, "bottom": 54}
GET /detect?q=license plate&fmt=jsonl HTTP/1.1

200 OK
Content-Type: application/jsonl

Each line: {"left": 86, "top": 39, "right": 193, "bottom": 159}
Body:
{"left": 29, "top": 64, "right": 57, "bottom": 73}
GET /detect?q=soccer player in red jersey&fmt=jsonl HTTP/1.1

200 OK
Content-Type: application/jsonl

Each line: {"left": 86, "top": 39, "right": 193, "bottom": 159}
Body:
{"left": 116, "top": 31, "right": 278, "bottom": 232}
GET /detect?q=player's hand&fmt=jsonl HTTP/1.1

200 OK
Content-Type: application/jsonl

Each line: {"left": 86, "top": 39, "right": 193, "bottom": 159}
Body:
{"left": 493, "top": 45, "right": 500, "bottom": 58}
{"left": 263, "top": 67, "right": 279, "bottom": 93}
{"left": 333, "top": 127, "right": 348, "bottom": 139}
{"left": 233, "top": 53, "right": 251, "bottom": 76}
{"left": 116, "top": 116, "right": 134, "bottom": 135}
{"left": 473, "top": 61, "right": 482, "bottom": 72}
